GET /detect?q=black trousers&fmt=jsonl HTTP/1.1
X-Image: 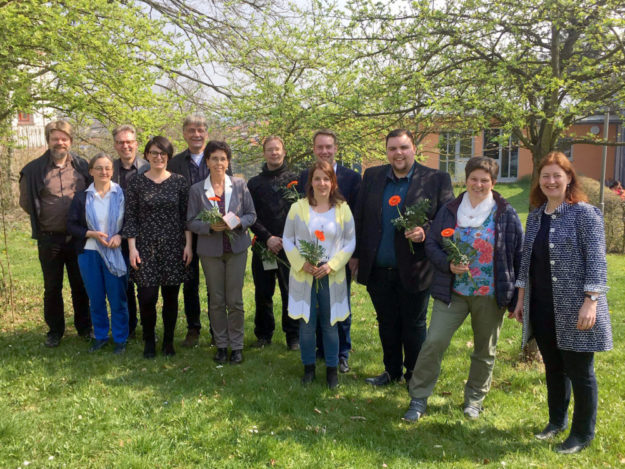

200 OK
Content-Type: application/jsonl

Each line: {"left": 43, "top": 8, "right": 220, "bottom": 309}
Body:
{"left": 367, "top": 267, "right": 429, "bottom": 381}
{"left": 532, "top": 315, "right": 597, "bottom": 441}
{"left": 138, "top": 284, "right": 180, "bottom": 344}
{"left": 251, "top": 252, "right": 299, "bottom": 343}
{"left": 37, "top": 233, "right": 91, "bottom": 338}
{"left": 183, "top": 234, "right": 210, "bottom": 332}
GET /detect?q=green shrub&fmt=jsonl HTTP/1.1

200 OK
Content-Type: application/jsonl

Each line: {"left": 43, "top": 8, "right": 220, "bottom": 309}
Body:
{"left": 580, "top": 176, "right": 625, "bottom": 253}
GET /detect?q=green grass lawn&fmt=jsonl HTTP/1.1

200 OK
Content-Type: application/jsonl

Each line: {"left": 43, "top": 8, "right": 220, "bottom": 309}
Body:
{"left": 1, "top": 183, "right": 624, "bottom": 468}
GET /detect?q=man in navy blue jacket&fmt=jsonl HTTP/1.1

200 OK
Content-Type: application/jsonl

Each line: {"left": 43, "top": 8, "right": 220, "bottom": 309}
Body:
{"left": 299, "top": 129, "right": 361, "bottom": 373}
{"left": 351, "top": 129, "right": 454, "bottom": 386}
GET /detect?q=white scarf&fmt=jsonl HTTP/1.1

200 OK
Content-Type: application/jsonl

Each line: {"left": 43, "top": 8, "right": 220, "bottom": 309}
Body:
{"left": 457, "top": 191, "right": 495, "bottom": 228}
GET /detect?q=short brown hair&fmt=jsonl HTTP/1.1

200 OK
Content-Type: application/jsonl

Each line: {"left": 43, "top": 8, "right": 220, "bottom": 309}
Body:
{"left": 45, "top": 121, "right": 73, "bottom": 142}
{"left": 529, "top": 151, "right": 588, "bottom": 208}
{"left": 89, "top": 153, "right": 114, "bottom": 170}
{"left": 306, "top": 160, "right": 345, "bottom": 207}
{"left": 312, "top": 129, "right": 338, "bottom": 147}
{"left": 465, "top": 156, "right": 498, "bottom": 182}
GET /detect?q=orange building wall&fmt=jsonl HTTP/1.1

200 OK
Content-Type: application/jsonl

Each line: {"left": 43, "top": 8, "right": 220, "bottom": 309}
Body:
{"left": 419, "top": 123, "right": 619, "bottom": 181}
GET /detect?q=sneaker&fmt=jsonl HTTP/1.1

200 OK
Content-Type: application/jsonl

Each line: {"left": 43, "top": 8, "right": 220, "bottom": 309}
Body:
{"left": 89, "top": 338, "right": 109, "bottom": 352}
{"left": 339, "top": 357, "right": 350, "bottom": 373}
{"left": 181, "top": 329, "right": 200, "bottom": 348}
{"left": 403, "top": 398, "right": 427, "bottom": 422}
{"left": 113, "top": 342, "right": 126, "bottom": 355}
{"left": 463, "top": 405, "right": 481, "bottom": 419}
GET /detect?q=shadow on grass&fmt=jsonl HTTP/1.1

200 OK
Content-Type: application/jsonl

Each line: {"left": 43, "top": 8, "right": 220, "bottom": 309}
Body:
{"left": 0, "top": 326, "right": 552, "bottom": 466}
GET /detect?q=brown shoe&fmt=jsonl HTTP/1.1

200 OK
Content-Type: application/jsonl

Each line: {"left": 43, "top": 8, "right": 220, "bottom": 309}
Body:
{"left": 181, "top": 329, "right": 200, "bottom": 348}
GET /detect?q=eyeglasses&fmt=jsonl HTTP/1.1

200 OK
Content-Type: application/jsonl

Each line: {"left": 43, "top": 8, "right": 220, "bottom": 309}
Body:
{"left": 114, "top": 140, "right": 136, "bottom": 146}
{"left": 148, "top": 150, "right": 168, "bottom": 159}
{"left": 92, "top": 166, "right": 112, "bottom": 172}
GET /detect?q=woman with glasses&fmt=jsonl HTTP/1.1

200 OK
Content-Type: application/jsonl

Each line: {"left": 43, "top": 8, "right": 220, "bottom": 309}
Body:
{"left": 67, "top": 153, "right": 129, "bottom": 354}
{"left": 123, "top": 136, "right": 193, "bottom": 358}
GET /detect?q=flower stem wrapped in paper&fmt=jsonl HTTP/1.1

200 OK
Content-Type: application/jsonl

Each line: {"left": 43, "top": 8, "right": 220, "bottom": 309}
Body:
{"left": 440, "top": 228, "right": 477, "bottom": 289}
{"left": 195, "top": 196, "right": 234, "bottom": 240}
{"left": 298, "top": 230, "right": 326, "bottom": 292}
{"left": 389, "top": 196, "right": 431, "bottom": 254}
{"left": 252, "top": 236, "right": 290, "bottom": 270}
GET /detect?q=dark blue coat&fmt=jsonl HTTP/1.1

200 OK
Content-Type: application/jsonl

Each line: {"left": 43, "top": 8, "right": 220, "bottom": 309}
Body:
{"left": 425, "top": 191, "right": 523, "bottom": 310}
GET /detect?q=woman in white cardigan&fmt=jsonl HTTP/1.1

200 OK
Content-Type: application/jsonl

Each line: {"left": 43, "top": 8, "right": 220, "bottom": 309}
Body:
{"left": 283, "top": 161, "right": 355, "bottom": 388}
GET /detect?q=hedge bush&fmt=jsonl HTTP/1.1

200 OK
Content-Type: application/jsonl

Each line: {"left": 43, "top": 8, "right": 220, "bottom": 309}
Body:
{"left": 581, "top": 176, "right": 625, "bottom": 254}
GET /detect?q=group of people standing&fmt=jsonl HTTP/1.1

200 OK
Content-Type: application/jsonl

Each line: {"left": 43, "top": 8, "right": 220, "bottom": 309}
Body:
{"left": 19, "top": 119, "right": 612, "bottom": 454}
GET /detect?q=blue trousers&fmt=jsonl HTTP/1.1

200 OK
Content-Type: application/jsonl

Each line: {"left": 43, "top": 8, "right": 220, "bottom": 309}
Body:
{"left": 78, "top": 250, "right": 129, "bottom": 344}
{"left": 300, "top": 277, "right": 338, "bottom": 367}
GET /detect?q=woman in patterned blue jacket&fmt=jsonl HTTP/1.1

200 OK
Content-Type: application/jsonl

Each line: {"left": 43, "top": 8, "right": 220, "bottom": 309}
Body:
{"left": 511, "top": 151, "right": 613, "bottom": 454}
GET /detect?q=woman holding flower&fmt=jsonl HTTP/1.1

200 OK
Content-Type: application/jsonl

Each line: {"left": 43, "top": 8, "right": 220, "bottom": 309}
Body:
{"left": 283, "top": 161, "right": 355, "bottom": 388}
{"left": 510, "top": 152, "right": 612, "bottom": 454}
{"left": 403, "top": 156, "right": 523, "bottom": 422}
{"left": 187, "top": 140, "right": 256, "bottom": 365}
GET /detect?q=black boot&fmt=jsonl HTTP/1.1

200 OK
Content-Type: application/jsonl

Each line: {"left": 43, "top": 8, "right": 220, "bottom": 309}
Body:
{"left": 301, "top": 364, "right": 316, "bottom": 385}
{"left": 143, "top": 338, "right": 156, "bottom": 359}
{"left": 162, "top": 341, "right": 175, "bottom": 357}
{"left": 326, "top": 366, "right": 339, "bottom": 389}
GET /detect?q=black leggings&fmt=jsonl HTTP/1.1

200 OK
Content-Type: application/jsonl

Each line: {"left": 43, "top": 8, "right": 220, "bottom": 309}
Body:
{"left": 138, "top": 284, "right": 180, "bottom": 344}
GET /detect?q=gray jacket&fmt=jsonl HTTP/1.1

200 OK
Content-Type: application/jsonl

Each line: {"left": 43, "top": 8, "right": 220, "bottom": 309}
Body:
{"left": 516, "top": 202, "right": 612, "bottom": 352}
{"left": 187, "top": 175, "right": 256, "bottom": 256}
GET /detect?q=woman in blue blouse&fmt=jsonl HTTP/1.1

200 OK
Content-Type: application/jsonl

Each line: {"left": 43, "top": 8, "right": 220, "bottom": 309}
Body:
{"left": 402, "top": 157, "right": 523, "bottom": 422}
{"left": 67, "top": 153, "right": 129, "bottom": 354}
{"left": 511, "top": 152, "right": 612, "bottom": 454}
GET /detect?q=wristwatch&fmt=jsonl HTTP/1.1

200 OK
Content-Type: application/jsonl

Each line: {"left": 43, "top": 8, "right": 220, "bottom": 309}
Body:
{"left": 585, "top": 293, "right": 599, "bottom": 301}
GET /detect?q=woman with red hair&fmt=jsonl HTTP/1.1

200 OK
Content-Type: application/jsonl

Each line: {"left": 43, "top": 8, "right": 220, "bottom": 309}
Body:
{"left": 511, "top": 152, "right": 613, "bottom": 454}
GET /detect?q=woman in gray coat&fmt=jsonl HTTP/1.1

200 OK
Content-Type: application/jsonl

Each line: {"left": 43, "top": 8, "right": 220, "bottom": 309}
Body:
{"left": 187, "top": 141, "right": 256, "bottom": 364}
{"left": 511, "top": 152, "right": 612, "bottom": 454}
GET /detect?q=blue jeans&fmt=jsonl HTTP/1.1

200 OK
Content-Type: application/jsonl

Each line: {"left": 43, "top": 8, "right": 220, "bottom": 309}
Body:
{"left": 300, "top": 276, "right": 338, "bottom": 367}
{"left": 78, "top": 250, "right": 129, "bottom": 344}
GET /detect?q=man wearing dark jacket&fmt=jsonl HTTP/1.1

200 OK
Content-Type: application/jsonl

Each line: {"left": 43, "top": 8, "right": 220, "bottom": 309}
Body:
{"left": 112, "top": 124, "right": 148, "bottom": 338}
{"left": 167, "top": 114, "right": 210, "bottom": 347}
{"left": 298, "top": 129, "right": 361, "bottom": 373}
{"left": 248, "top": 136, "right": 300, "bottom": 350}
{"left": 19, "top": 120, "right": 92, "bottom": 347}
{"left": 350, "top": 129, "right": 454, "bottom": 386}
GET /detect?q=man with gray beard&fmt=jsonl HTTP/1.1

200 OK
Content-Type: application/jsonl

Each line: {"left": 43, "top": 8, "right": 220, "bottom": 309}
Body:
{"left": 19, "top": 120, "right": 92, "bottom": 347}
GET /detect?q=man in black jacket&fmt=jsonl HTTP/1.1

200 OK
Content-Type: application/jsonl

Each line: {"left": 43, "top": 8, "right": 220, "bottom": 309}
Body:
{"left": 167, "top": 114, "right": 210, "bottom": 347}
{"left": 111, "top": 124, "right": 148, "bottom": 338}
{"left": 248, "top": 136, "right": 300, "bottom": 350}
{"left": 350, "top": 129, "right": 454, "bottom": 386}
{"left": 19, "top": 120, "right": 92, "bottom": 347}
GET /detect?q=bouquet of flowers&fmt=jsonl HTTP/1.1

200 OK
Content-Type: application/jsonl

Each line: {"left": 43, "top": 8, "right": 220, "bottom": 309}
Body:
{"left": 196, "top": 196, "right": 234, "bottom": 240}
{"left": 281, "top": 180, "right": 301, "bottom": 204}
{"left": 389, "top": 196, "right": 431, "bottom": 254}
{"left": 440, "top": 228, "right": 477, "bottom": 289}
{"left": 251, "top": 236, "right": 290, "bottom": 269}
{"left": 298, "top": 230, "right": 326, "bottom": 292}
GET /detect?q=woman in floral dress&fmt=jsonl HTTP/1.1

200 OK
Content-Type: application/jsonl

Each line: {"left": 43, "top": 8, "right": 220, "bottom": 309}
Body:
{"left": 124, "top": 136, "right": 192, "bottom": 358}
